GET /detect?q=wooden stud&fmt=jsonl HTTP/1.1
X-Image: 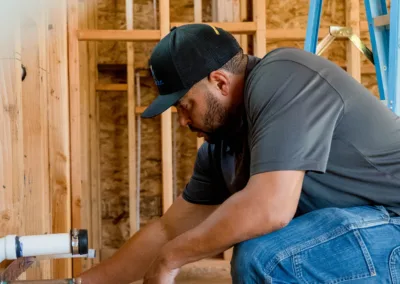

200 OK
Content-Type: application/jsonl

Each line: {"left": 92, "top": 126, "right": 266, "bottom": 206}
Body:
{"left": 193, "top": 0, "right": 204, "bottom": 149}
{"left": 20, "top": 0, "right": 51, "bottom": 279}
{"left": 67, "top": 0, "right": 82, "bottom": 277}
{"left": 87, "top": 0, "right": 102, "bottom": 266}
{"left": 194, "top": 0, "right": 202, "bottom": 22}
{"left": 0, "top": 0, "right": 24, "bottom": 242}
{"left": 239, "top": 0, "right": 248, "bottom": 53}
{"left": 78, "top": 29, "right": 161, "bottom": 41}
{"left": 38, "top": 0, "right": 52, "bottom": 278}
{"left": 346, "top": 0, "right": 361, "bottom": 82}
{"left": 253, "top": 0, "right": 266, "bottom": 57}
{"left": 47, "top": 0, "right": 72, "bottom": 278}
{"left": 126, "top": 0, "right": 139, "bottom": 235}
{"left": 160, "top": 0, "right": 174, "bottom": 213}
{"left": 77, "top": 0, "right": 92, "bottom": 272}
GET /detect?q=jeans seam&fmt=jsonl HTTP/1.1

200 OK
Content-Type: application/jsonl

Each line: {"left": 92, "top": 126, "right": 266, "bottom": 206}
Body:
{"left": 390, "top": 219, "right": 400, "bottom": 225}
{"left": 389, "top": 246, "right": 400, "bottom": 283}
{"left": 292, "top": 254, "right": 302, "bottom": 280}
{"left": 353, "top": 230, "right": 376, "bottom": 276}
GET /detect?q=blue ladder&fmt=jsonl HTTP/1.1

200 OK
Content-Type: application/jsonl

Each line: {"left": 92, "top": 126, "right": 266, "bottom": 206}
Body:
{"left": 304, "top": 0, "right": 400, "bottom": 116}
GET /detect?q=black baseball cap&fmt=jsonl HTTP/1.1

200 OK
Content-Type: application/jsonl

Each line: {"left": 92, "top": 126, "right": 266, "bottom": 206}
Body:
{"left": 141, "top": 23, "right": 241, "bottom": 118}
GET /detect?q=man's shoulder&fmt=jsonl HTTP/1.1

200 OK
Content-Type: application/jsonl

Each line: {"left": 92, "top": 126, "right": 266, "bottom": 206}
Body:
{"left": 249, "top": 47, "right": 329, "bottom": 74}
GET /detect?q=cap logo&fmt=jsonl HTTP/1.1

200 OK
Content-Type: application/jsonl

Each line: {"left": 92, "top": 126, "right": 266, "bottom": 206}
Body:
{"left": 150, "top": 65, "right": 164, "bottom": 86}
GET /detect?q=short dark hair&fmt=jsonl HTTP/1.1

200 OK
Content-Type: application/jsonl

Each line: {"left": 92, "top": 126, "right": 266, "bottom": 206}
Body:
{"left": 220, "top": 49, "right": 247, "bottom": 74}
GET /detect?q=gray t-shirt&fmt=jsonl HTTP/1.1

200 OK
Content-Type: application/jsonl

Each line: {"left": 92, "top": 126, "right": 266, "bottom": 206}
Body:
{"left": 182, "top": 47, "right": 400, "bottom": 216}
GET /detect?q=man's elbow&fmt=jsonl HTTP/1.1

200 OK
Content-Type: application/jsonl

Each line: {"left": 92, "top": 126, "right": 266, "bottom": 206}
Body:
{"left": 261, "top": 206, "right": 295, "bottom": 234}
{"left": 269, "top": 214, "right": 292, "bottom": 232}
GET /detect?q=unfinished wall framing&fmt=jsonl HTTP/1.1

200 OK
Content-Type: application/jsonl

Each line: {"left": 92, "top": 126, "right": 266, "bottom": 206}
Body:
{"left": 1, "top": 0, "right": 382, "bottom": 280}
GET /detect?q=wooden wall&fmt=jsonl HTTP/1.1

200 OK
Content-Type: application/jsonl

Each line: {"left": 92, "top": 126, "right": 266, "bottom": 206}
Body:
{"left": 0, "top": 0, "right": 72, "bottom": 280}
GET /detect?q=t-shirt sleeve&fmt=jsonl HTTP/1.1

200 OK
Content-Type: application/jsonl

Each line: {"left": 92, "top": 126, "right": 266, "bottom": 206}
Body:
{"left": 182, "top": 142, "right": 229, "bottom": 205}
{"left": 246, "top": 59, "right": 344, "bottom": 176}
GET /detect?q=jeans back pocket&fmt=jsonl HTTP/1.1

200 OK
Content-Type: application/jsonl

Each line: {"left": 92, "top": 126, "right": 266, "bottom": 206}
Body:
{"left": 293, "top": 229, "right": 376, "bottom": 284}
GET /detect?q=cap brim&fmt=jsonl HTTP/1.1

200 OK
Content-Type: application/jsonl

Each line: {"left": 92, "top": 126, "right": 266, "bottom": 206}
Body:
{"left": 141, "top": 88, "right": 189, "bottom": 118}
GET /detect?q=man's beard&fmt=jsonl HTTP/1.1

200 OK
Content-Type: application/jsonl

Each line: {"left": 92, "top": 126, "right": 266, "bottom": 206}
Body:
{"left": 199, "top": 91, "right": 239, "bottom": 144}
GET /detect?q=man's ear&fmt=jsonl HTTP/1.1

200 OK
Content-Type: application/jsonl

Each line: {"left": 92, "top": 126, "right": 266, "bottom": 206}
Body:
{"left": 208, "top": 70, "right": 230, "bottom": 96}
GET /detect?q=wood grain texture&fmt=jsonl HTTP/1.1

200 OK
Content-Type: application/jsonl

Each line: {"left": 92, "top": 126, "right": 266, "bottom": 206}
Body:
{"left": 21, "top": 0, "right": 51, "bottom": 279}
{"left": 67, "top": 0, "right": 83, "bottom": 276}
{"left": 0, "top": 0, "right": 24, "bottom": 238}
{"left": 87, "top": 0, "right": 102, "bottom": 267}
{"left": 47, "top": 0, "right": 72, "bottom": 278}
{"left": 126, "top": 0, "right": 139, "bottom": 235}
{"left": 160, "top": 0, "right": 174, "bottom": 213}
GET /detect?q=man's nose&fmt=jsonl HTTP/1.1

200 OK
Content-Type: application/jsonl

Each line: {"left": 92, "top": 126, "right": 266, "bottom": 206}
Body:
{"left": 177, "top": 110, "right": 191, "bottom": 127}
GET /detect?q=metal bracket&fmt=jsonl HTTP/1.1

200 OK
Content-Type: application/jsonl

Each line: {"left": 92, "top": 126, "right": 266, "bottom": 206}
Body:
{"left": 70, "top": 229, "right": 79, "bottom": 255}
{"left": 316, "top": 26, "right": 374, "bottom": 64}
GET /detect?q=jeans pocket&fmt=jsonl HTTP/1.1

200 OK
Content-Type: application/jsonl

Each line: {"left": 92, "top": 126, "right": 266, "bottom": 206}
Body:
{"left": 293, "top": 229, "right": 376, "bottom": 284}
{"left": 390, "top": 246, "right": 400, "bottom": 283}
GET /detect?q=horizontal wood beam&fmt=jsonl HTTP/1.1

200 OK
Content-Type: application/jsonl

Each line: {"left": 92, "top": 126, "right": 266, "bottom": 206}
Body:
{"left": 78, "top": 22, "right": 370, "bottom": 42}
{"left": 96, "top": 84, "right": 127, "bottom": 91}
{"left": 77, "top": 29, "right": 161, "bottom": 41}
{"left": 96, "top": 66, "right": 376, "bottom": 93}
{"left": 171, "top": 21, "right": 257, "bottom": 33}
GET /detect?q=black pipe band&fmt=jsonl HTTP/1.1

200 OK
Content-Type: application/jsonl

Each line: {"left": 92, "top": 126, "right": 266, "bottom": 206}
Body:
{"left": 78, "top": 230, "right": 88, "bottom": 255}
{"left": 15, "top": 236, "right": 23, "bottom": 257}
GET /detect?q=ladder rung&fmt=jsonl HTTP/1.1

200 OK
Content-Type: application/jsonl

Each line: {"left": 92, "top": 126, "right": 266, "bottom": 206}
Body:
{"left": 374, "top": 14, "right": 390, "bottom": 27}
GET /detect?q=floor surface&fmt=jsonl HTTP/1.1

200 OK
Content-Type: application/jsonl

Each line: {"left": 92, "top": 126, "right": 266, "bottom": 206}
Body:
{"left": 133, "top": 259, "right": 232, "bottom": 284}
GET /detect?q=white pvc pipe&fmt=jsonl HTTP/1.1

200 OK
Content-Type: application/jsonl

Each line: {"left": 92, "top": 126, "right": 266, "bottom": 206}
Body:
{"left": 19, "top": 233, "right": 71, "bottom": 257}
{"left": 0, "top": 235, "right": 17, "bottom": 262}
{"left": 0, "top": 233, "right": 71, "bottom": 263}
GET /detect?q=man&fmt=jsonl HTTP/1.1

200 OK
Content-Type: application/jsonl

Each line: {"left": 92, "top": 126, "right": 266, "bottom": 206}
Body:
{"left": 80, "top": 24, "right": 400, "bottom": 283}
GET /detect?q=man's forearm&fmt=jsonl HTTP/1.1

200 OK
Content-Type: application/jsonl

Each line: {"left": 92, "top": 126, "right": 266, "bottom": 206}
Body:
{"left": 79, "top": 219, "right": 168, "bottom": 284}
{"left": 159, "top": 185, "right": 297, "bottom": 270}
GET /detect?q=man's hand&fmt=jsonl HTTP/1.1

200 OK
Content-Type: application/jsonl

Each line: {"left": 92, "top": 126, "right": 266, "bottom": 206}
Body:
{"left": 143, "top": 255, "right": 180, "bottom": 284}
{"left": 150, "top": 170, "right": 305, "bottom": 270}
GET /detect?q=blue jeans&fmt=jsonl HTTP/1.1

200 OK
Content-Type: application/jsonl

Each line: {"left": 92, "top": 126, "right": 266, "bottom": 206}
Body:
{"left": 231, "top": 205, "right": 400, "bottom": 283}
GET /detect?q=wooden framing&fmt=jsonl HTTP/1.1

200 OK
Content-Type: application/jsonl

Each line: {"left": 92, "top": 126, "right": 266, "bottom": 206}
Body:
{"left": 77, "top": 23, "right": 371, "bottom": 42}
{"left": 47, "top": 0, "right": 73, "bottom": 278}
{"left": 87, "top": 0, "right": 101, "bottom": 267}
{"left": 78, "top": 0, "right": 91, "bottom": 273}
{"left": 126, "top": 0, "right": 139, "bottom": 235}
{"left": 78, "top": 29, "right": 161, "bottom": 41}
{"left": 160, "top": 0, "right": 174, "bottom": 214}
{"left": 194, "top": 0, "right": 204, "bottom": 149}
{"left": 346, "top": 0, "right": 361, "bottom": 82}
{"left": 21, "top": 0, "right": 51, "bottom": 278}
{"left": 0, "top": 0, "right": 24, "bottom": 241}
{"left": 68, "top": 0, "right": 83, "bottom": 277}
